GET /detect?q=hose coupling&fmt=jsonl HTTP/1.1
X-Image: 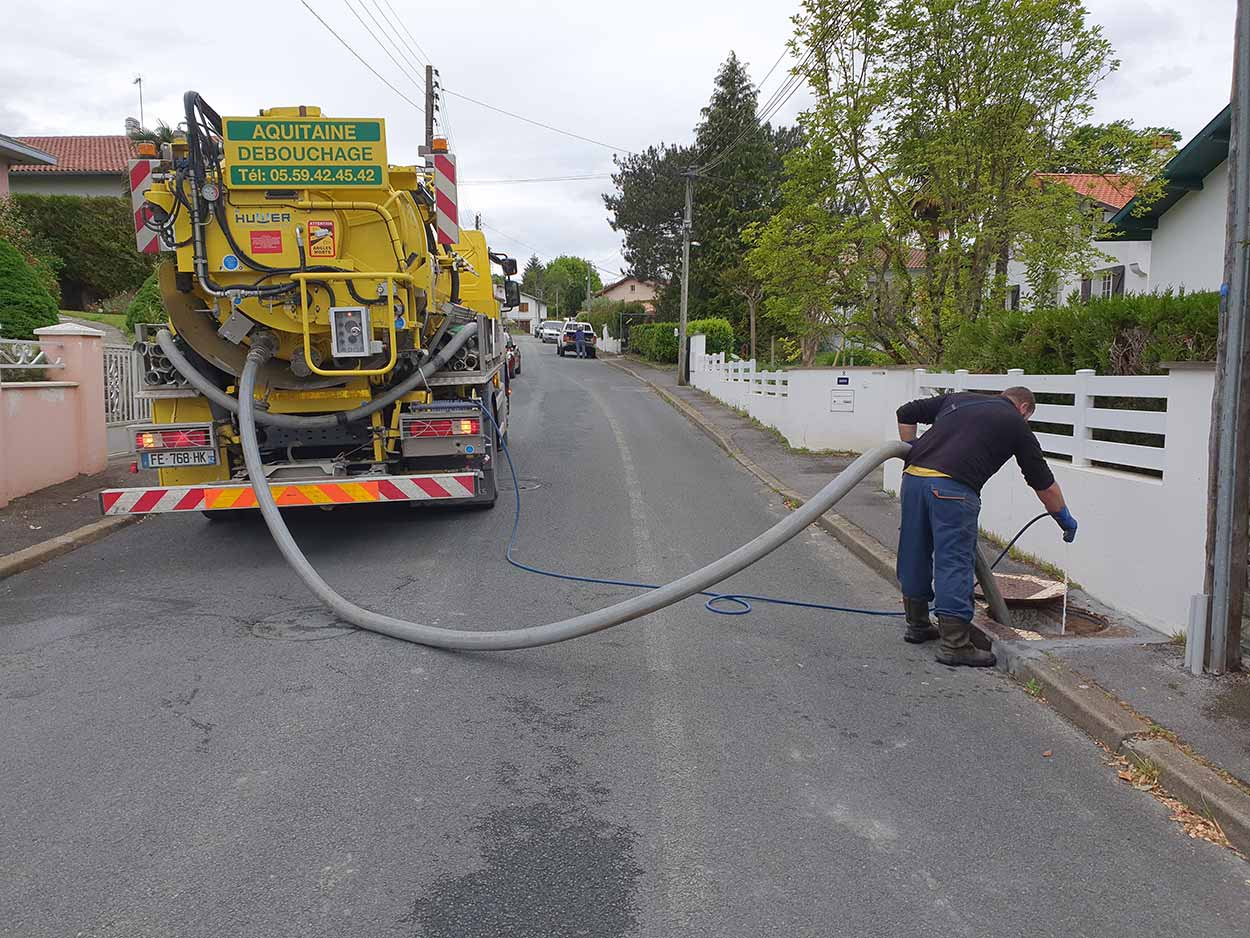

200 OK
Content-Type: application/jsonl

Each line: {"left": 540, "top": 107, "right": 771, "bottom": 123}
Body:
{"left": 248, "top": 331, "right": 280, "bottom": 362}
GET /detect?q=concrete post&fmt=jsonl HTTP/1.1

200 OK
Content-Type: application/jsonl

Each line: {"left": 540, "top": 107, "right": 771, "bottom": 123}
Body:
{"left": 1070, "top": 368, "right": 1095, "bottom": 468}
{"left": 35, "top": 323, "right": 107, "bottom": 476}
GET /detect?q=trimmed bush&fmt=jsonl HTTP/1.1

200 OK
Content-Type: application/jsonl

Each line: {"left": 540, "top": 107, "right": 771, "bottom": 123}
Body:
{"left": 628, "top": 322, "right": 679, "bottom": 363}
{"left": 943, "top": 290, "right": 1220, "bottom": 375}
{"left": 14, "top": 193, "right": 155, "bottom": 308}
{"left": 0, "top": 237, "right": 60, "bottom": 339}
{"left": 124, "top": 270, "right": 167, "bottom": 334}
{"left": 687, "top": 317, "right": 735, "bottom": 355}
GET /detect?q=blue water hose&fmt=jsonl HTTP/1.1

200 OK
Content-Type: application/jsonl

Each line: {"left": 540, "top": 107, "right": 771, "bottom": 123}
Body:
{"left": 480, "top": 402, "right": 904, "bottom": 618}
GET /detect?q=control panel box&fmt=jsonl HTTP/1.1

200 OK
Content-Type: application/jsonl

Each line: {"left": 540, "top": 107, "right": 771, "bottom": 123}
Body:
{"left": 329, "top": 306, "right": 371, "bottom": 358}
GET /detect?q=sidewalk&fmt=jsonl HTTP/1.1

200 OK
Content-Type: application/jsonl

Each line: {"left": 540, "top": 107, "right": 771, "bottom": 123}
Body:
{"left": 608, "top": 353, "right": 1250, "bottom": 853}
{"left": 0, "top": 456, "right": 154, "bottom": 577}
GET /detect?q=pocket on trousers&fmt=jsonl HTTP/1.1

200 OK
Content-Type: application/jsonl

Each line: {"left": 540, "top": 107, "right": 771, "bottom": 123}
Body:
{"left": 931, "top": 489, "right": 965, "bottom": 501}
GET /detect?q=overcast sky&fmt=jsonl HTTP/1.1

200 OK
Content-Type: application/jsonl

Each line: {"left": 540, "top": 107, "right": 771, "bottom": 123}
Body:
{"left": 0, "top": 0, "right": 1237, "bottom": 279}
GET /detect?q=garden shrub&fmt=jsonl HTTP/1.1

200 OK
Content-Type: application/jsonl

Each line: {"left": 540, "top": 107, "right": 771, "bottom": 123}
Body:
{"left": 0, "top": 237, "right": 60, "bottom": 339}
{"left": 124, "top": 270, "right": 167, "bottom": 333}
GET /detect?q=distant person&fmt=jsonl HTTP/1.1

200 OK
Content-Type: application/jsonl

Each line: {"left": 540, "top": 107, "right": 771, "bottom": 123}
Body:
{"left": 895, "top": 386, "right": 1078, "bottom": 668}
{"left": 575, "top": 323, "right": 587, "bottom": 358}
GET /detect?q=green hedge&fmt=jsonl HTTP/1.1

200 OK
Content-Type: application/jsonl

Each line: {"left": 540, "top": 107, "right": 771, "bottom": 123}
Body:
{"left": 0, "top": 237, "right": 60, "bottom": 339}
{"left": 14, "top": 193, "right": 155, "bottom": 308}
{"left": 629, "top": 322, "right": 679, "bottom": 362}
{"left": 688, "top": 317, "right": 735, "bottom": 355}
{"left": 627, "top": 317, "right": 735, "bottom": 363}
{"left": 124, "top": 270, "right": 167, "bottom": 334}
{"left": 943, "top": 290, "right": 1220, "bottom": 375}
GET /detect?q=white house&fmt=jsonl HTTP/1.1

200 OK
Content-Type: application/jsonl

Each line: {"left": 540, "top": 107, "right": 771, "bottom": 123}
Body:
{"left": 0, "top": 134, "right": 55, "bottom": 196}
{"left": 1107, "top": 104, "right": 1231, "bottom": 293}
{"left": 1006, "top": 173, "right": 1148, "bottom": 308}
{"left": 595, "top": 276, "right": 663, "bottom": 314}
{"left": 493, "top": 283, "right": 548, "bottom": 332}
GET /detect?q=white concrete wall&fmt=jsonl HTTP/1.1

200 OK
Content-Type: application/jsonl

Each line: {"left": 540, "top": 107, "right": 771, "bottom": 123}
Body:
{"left": 690, "top": 331, "right": 1213, "bottom": 633}
{"left": 1149, "top": 159, "right": 1229, "bottom": 292}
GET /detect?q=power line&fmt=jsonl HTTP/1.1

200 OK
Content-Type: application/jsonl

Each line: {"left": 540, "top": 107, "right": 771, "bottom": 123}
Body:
{"left": 300, "top": 0, "right": 425, "bottom": 114}
{"left": 442, "top": 88, "right": 631, "bottom": 153}
{"left": 379, "top": 0, "right": 433, "bottom": 66}
{"left": 480, "top": 222, "right": 620, "bottom": 279}
{"left": 351, "top": 0, "right": 425, "bottom": 90}
{"left": 460, "top": 173, "right": 613, "bottom": 185}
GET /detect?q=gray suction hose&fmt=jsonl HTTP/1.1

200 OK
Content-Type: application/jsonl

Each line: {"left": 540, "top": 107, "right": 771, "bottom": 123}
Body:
{"left": 238, "top": 338, "right": 919, "bottom": 649}
{"left": 155, "top": 323, "right": 478, "bottom": 429}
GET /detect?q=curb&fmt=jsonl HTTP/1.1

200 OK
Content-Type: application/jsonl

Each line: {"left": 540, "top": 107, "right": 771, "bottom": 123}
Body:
{"left": 1122, "top": 737, "right": 1250, "bottom": 856}
{"left": 607, "top": 356, "right": 1250, "bottom": 855}
{"left": 604, "top": 358, "right": 898, "bottom": 584}
{"left": 0, "top": 515, "right": 141, "bottom": 581}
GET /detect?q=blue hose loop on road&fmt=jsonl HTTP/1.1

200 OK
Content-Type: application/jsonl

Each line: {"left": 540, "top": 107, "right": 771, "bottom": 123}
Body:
{"left": 478, "top": 401, "right": 904, "bottom": 619}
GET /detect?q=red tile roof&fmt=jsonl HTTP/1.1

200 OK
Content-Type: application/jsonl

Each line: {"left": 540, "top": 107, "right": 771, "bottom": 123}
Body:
{"left": 905, "top": 247, "right": 927, "bottom": 270}
{"left": 1035, "top": 173, "right": 1137, "bottom": 210}
{"left": 10, "top": 135, "right": 135, "bottom": 174}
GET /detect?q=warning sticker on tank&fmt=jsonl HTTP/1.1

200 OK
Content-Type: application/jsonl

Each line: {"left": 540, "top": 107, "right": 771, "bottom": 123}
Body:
{"left": 250, "top": 230, "right": 283, "bottom": 254}
{"left": 308, "top": 220, "right": 336, "bottom": 258}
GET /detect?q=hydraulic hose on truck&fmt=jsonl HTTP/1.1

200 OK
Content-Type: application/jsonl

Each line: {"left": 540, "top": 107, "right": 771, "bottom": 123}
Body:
{"left": 231, "top": 340, "right": 1013, "bottom": 649}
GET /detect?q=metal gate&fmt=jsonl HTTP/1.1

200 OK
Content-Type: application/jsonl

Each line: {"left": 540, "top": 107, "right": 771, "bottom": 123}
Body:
{"left": 104, "top": 344, "right": 150, "bottom": 427}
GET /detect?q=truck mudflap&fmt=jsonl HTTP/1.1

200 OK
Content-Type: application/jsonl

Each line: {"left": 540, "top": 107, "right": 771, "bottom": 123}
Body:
{"left": 99, "top": 472, "right": 479, "bottom": 515}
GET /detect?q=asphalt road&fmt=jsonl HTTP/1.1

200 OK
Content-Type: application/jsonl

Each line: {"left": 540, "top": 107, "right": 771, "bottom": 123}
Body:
{"left": 3, "top": 335, "right": 1248, "bottom": 937}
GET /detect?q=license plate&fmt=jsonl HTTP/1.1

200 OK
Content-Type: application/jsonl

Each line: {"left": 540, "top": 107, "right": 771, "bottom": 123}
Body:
{"left": 141, "top": 449, "right": 218, "bottom": 469}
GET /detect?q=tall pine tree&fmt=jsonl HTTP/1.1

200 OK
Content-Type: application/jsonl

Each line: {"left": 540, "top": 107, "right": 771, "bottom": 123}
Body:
{"left": 521, "top": 254, "right": 544, "bottom": 297}
{"left": 681, "top": 52, "right": 798, "bottom": 333}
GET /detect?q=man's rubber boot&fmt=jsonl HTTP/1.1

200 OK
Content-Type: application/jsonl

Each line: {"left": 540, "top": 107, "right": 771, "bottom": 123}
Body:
{"left": 903, "top": 597, "right": 940, "bottom": 644}
{"left": 935, "top": 615, "right": 997, "bottom": 668}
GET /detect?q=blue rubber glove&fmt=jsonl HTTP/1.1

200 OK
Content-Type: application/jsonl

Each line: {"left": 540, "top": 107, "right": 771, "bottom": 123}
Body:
{"left": 1051, "top": 506, "right": 1078, "bottom": 543}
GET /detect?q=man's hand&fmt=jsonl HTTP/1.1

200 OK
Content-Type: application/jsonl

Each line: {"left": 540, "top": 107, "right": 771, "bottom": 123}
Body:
{"left": 1051, "top": 506, "right": 1078, "bottom": 543}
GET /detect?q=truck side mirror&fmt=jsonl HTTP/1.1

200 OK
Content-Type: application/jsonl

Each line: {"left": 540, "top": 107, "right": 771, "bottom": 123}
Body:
{"left": 501, "top": 257, "right": 518, "bottom": 277}
{"left": 503, "top": 280, "right": 521, "bottom": 310}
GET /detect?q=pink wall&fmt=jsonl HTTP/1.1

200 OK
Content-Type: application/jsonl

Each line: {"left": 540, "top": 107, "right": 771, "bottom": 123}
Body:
{"left": 0, "top": 158, "right": 10, "bottom": 197}
{"left": 0, "top": 324, "right": 107, "bottom": 508}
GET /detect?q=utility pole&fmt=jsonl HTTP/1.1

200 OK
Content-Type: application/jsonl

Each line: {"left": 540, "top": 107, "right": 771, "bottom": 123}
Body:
{"left": 1203, "top": 0, "right": 1249, "bottom": 673}
{"left": 475, "top": 212, "right": 481, "bottom": 230}
{"left": 677, "top": 169, "right": 695, "bottom": 386}
{"left": 424, "top": 64, "right": 435, "bottom": 150}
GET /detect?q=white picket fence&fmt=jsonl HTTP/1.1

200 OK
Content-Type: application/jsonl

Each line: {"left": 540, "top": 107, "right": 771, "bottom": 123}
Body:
{"left": 690, "top": 333, "right": 1213, "bottom": 633}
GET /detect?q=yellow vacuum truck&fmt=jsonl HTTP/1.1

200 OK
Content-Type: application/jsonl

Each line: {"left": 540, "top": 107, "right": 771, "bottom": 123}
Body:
{"left": 101, "top": 92, "right": 518, "bottom": 518}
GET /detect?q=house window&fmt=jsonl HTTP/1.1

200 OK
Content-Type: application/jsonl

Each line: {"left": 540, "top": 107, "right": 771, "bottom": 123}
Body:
{"left": 1007, "top": 285, "right": 1021, "bottom": 311}
{"left": 1097, "top": 265, "right": 1125, "bottom": 300}
{"left": 630, "top": 284, "right": 636, "bottom": 292}
{"left": 1100, "top": 272, "right": 1114, "bottom": 300}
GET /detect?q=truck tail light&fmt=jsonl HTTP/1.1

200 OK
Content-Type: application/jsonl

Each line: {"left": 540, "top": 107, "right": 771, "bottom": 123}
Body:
{"left": 405, "top": 417, "right": 481, "bottom": 437}
{"left": 135, "top": 426, "right": 212, "bottom": 450}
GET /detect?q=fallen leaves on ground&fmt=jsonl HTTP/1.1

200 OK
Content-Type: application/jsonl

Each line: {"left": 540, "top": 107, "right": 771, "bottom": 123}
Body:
{"left": 1109, "top": 754, "right": 1233, "bottom": 849}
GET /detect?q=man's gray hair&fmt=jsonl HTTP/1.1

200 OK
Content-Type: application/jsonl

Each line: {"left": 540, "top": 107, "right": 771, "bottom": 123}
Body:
{"left": 1001, "top": 386, "right": 1036, "bottom": 409}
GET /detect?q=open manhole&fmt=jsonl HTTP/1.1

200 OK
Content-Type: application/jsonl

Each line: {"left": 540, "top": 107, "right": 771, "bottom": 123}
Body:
{"left": 248, "top": 609, "right": 356, "bottom": 641}
{"left": 977, "top": 573, "right": 1108, "bottom": 637}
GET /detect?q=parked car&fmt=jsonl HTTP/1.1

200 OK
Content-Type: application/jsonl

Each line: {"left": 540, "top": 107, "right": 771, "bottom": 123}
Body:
{"left": 557, "top": 322, "right": 597, "bottom": 358}
{"left": 538, "top": 321, "right": 563, "bottom": 343}
{"left": 505, "top": 335, "right": 521, "bottom": 377}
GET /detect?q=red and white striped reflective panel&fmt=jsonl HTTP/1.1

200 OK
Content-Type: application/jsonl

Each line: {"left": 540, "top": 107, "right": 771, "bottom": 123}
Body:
{"left": 128, "top": 158, "right": 163, "bottom": 254}
{"left": 433, "top": 153, "right": 459, "bottom": 246}
{"left": 99, "top": 473, "right": 479, "bottom": 515}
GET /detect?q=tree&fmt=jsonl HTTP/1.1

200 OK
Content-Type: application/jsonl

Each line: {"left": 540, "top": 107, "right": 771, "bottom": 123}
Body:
{"left": 604, "top": 142, "right": 692, "bottom": 283}
{"left": 720, "top": 262, "right": 764, "bottom": 360}
{"left": 1053, "top": 121, "right": 1181, "bottom": 174}
{"left": 541, "top": 256, "right": 602, "bottom": 318}
{"left": 521, "top": 254, "right": 544, "bottom": 297}
{"left": 686, "top": 53, "right": 801, "bottom": 334}
{"left": 774, "top": 0, "right": 1155, "bottom": 362}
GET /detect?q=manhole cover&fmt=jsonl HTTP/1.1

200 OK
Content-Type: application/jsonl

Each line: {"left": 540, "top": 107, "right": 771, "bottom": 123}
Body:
{"left": 248, "top": 609, "right": 356, "bottom": 641}
{"left": 516, "top": 478, "right": 544, "bottom": 491}
{"left": 976, "top": 573, "right": 1066, "bottom": 605}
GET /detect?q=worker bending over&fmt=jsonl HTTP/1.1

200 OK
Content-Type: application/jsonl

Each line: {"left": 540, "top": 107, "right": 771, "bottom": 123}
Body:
{"left": 895, "top": 387, "right": 1078, "bottom": 668}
